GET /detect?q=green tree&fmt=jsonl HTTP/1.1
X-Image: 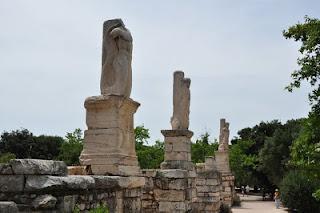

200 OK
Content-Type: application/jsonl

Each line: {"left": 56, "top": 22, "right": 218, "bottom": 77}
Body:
{"left": 0, "top": 129, "right": 34, "bottom": 158}
{"left": 134, "top": 125, "right": 164, "bottom": 169}
{"left": 191, "top": 132, "right": 218, "bottom": 164}
{"left": 134, "top": 125, "right": 150, "bottom": 148}
{"left": 137, "top": 140, "right": 164, "bottom": 169}
{"left": 258, "top": 119, "right": 303, "bottom": 186}
{"left": 230, "top": 120, "right": 284, "bottom": 191}
{"left": 0, "top": 129, "right": 63, "bottom": 160}
{"left": 283, "top": 16, "right": 320, "bottom": 112}
{"left": 229, "top": 139, "right": 260, "bottom": 187}
{"left": 58, "top": 129, "right": 83, "bottom": 166}
{"left": 280, "top": 170, "right": 320, "bottom": 213}
{"left": 290, "top": 114, "right": 320, "bottom": 175}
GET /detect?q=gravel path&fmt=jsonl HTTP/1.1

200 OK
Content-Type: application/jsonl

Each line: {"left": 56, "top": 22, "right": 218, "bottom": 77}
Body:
{"left": 232, "top": 195, "right": 287, "bottom": 213}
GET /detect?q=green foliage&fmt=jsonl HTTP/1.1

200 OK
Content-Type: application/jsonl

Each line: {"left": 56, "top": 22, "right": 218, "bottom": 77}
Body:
{"left": 58, "top": 129, "right": 83, "bottom": 166}
{"left": 89, "top": 204, "right": 109, "bottom": 213}
{"left": 313, "top": 189, "right": 320, "bottom": 201}
{"left": 230, "top": 120, "right": 283, "bottom": 189}
{"left": 134, "top": 125, "right": 164, "bottom": 169}
{"left": 191, "top": 132, "right": 218, "bottom": 164}
{"left": 290, "top": 113, "right": 320, "bottom": 175}
{"left": 229, "top": 139, "right": 260, "bottom": 186}
{"left": 283, "top": 16, "right": 320, "bottom": 112}
{"left": 258, "top": 119, "right": 303, "bottom": 186}
{"left": 135, "top": 125, "right": 150, "bottom": 148}
{"left": 0, "top": 152, "right": 16, "bottom": 163}
{"left": 137, "top": 140, "right": 164, "bottom": 169}
{"left": 0, "top": 129, "right": 63, "bottom": 160}
{"left": 280, "top": 170, "right": 320, "bottom": 213}
{"left": 312, "top": 189, "right": 320, "bottom": 202}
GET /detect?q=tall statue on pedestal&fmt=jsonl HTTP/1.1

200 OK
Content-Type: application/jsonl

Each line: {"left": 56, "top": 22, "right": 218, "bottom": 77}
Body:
{"left": 80, "top": 19, "right": 140, "bottom": 176}
{"left": 218, "top": 119, "right": 230, "bottom": 151}
{"left": 100, "top": 19, "right": 132, "bottom": 97}
{"left": 161, "top": 71, "right": 193, "bottom": 171}
{"left": 171, "top": 71, "right": 191, "bottom": 130}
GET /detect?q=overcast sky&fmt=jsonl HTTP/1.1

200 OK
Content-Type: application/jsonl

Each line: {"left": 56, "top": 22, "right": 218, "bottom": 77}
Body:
{"left": 1, "top": 1, "right": 319, "bottom": 143}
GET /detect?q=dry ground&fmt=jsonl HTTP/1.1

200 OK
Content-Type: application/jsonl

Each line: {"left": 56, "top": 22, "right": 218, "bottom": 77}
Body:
{"left": 232, "top": 195, "right": 287, "bottom": 213}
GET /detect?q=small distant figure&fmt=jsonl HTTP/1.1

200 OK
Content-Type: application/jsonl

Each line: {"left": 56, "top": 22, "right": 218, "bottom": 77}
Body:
{"left": 262, "top": 187, "right": 266, "bottom": 201}
{"left": 241, "top": 186, "right": 245, "bottom": 197}
{"left": 274, "top": 189, "right": 281, "bottom": 209}
{"left": 245, "top": 185, "right": 250, "bottom": 197}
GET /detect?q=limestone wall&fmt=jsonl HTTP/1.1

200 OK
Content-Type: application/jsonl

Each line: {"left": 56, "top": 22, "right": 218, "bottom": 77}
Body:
{"left": 141, "top": 169, "right": 196, "bottom": 213}
{"left": 0, "top": 159, "right": 144, "bottom": 213}
{"left": 193, "top": 163, "right": 222, "bottom": 213}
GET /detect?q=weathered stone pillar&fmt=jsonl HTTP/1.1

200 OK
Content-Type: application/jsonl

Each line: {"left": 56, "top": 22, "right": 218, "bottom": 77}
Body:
{"left": 79, "top": 19, "right": 141, "bottom": 176}
{"left": 215, "top": 118, "right": 231, "bottom": 174}
{"left": 214, "top": 118, "right": 235, "bottom": 206}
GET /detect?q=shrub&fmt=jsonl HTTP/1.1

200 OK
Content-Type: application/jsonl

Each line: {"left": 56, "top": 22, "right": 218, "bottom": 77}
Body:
{"left": 219, "top": 203, "right": 232, "bottom": 213}
{"left": 73, "top": 204, "right": 109, "bottom": 213}
{"left": 0, "top": 152, "right": 16, "bottom": 163}
{"left": 232, "top": 194, "right": 241, "bottom": 207}
{"left": 89, "top": 204, "right": 109, "bottom": 213}
{"left": 280, "top": 170, "right": 320, "bottom": 213}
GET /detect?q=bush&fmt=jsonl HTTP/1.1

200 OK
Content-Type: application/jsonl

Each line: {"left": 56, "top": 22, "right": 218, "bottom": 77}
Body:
{"left": 219, "top": 203, "right": 232, "bottom": 213}
{"left": 89, "top": 204, "right": 109, "bottom": 213}
{"left": 232, "top": 194, "right": 241, "bottom": 207}
{"left": 280, "top": 170, "right": 320, "bottom": 213}
{"left": 73, "top": 204, "right": 109, "bottom": 213}
{"left": 0, "top": 152, "right": 15, "bottom": 163}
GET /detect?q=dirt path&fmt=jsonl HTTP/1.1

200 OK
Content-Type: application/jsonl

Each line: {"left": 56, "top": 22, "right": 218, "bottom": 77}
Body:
{"left": 232, "top": 195, "right": 287, "bottom": 213}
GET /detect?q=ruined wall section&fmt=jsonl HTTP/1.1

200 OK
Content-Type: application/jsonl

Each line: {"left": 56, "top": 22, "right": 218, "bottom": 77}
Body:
{"left": 0, "top": 159, "right": 144, "bottom": 213}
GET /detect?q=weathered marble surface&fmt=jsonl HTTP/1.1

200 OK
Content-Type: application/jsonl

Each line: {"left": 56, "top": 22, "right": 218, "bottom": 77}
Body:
{"left": 218, "top": 118, "right": 230, "bottom": 151}
{"left": 100, "top": 19, "right": 132, "bottom": 98}
{"left": 79, "top": 96, "right": 140, "bottom": 176}
{"left": 171, "top": 71, "right": 191, "bottom": 130}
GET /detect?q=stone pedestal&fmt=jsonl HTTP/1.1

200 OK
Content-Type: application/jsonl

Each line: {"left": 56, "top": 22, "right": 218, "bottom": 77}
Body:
{"left": 215, "top": 151, "right": 234, "bottom": 206}
{"left": 160, "top": 130, "right": 194, "bottom": 171}
{"left": 214, "top": 151, "right": 230, "bottom": 174}
{"left": 79, "top": 95, "right": 140, "bottom": 176}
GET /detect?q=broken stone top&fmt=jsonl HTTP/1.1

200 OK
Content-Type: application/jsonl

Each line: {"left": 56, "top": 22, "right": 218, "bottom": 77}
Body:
{"left": 171, "top": 71, "right": 191, "bottom": 130}
{"left": 100, "top": 19, "right": 133, "bottom": 98}
{"left": 218, "top": 118, "right": 230, "bottom": 151}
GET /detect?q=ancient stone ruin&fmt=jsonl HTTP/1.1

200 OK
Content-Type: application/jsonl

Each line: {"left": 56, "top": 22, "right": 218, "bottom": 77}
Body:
{"left": 79, "top": 19, "right": 140, "bottom": 176}
{"left": 0, "top": 19, "right": 235, "bottom": 212}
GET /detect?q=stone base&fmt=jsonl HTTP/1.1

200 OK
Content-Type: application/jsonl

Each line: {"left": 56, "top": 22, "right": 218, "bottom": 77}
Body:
{"left": 214, "top": 151, "right": 231, "bottom": 174}
{"left": 79, "top": 95, "right": 141, "bottom": 176}
{"left": 161, "top": 130, "right": 193, "bottom": 171}
{"left": 221, "top": 173, "right": 235, "bottom": 207}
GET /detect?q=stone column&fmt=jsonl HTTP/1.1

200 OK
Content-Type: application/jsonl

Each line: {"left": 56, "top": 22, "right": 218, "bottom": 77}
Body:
{"left": 79, "top": 19, "right": 140, "bottom": 176}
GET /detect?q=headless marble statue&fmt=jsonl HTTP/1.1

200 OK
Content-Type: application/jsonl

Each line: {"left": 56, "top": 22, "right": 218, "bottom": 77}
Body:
{"left": 171, "top": 71, "right": 191, "bottom": 130}
{"left": 100, "top": 19, "right": 132, "bottom": 98}
{"left": 218, "top": 119, "right": 230, "bottom": 151}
